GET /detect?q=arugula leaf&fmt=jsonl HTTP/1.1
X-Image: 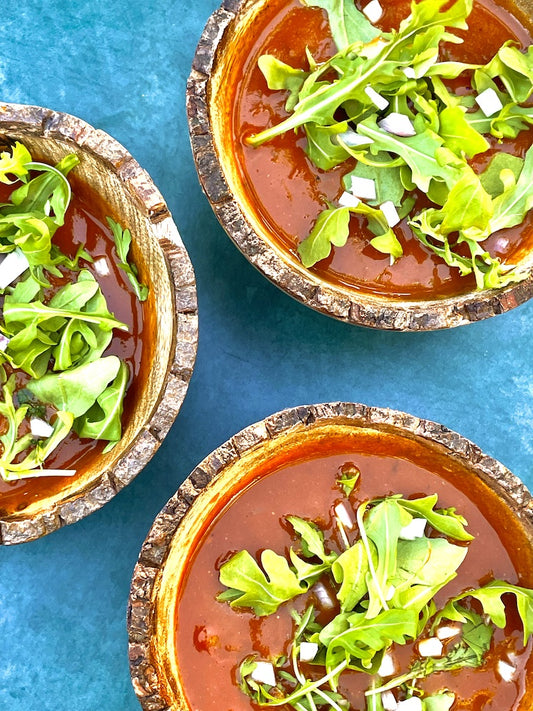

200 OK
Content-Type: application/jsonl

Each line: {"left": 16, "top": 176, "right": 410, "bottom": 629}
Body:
{"left": 218, "top": 549, "right": 306, "bottom": 616}
{"left": 258, "top": 55, "right": 309, "bottom": 112}
{"left": 106, "top": 217, "right": 148, "bottom": 301}
{"left": 396, "top": 494, "right": 473, "bottom": 541}
{"left": 301, "top": 0, "right": 380, "bottom": 50}
{"left": 0, "top": 374, "right": 74, "bottom": 482}
{"left": 27, "top": 356, "right": 122, "bottom": 418}
{"left": 423, "top": 693, "right": 455, "bottom": 711}
{"left": 489, "top": 144, "right": 533, "bottom": 233}
{"left": 480, "top": 153, "right": 524, "bottom": 198}
{"left": 438, "top": 106, "right": 490, "bottom": 158}
{"left": 287, "top": 515, "right": 337, "bottom": 565}
{"left": 74, "top": 360, "right": 129, "bottom": 442}
{"left": 0, "top": 142, "right": 31, "bottom": 184}
{"left": 332, "top": 540, "right": 370, "bottom": 612}
{"left": 484, "top": 42, "right": 533, "bottom": 104}
{"left": 298, "top": 206, "right": 351, "bottom": 267}
{"left": 337, "top": 463, "right": 360, "bottom": 496}
{"left": 438, "top": 580, "right": 533, "bottom": 644}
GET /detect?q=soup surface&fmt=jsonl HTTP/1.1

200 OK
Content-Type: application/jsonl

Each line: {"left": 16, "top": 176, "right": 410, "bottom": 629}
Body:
{"left": 228, "top": 0, "right": 533, "bottom": 298}
{"left": 175, "top": 433, "right": 533, "bottom": 710}
{"left": 0, "top": 175, "right": 145, "bottom": 517}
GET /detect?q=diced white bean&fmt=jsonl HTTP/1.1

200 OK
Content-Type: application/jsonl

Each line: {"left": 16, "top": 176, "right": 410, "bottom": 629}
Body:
{"left": 351, "top": 175, "right": 377, "bottom": 201}
{"left": 382, "top": 690, "right": 399, "bottom": 711}
{"left": 418, "top": 637, "right": 443, "bottom": 657}
{"left": 397, "top": 699, "right": 422, "bottom": 711}
{"left": 378, "top": 652, "right": 397, "bottom": 677}
{"left": 338, "top": 191, "right": 361, "bottom": 209}
{"left": 94, "top": 257, "right": 110, "bottom": 277}
{"left": 436, "top": 625, "right": 461, "bottom": 640}
{"left": 380, "top": 201, "right": 401, "bottom": 228}
{"left": 0, "top": 333, "right": 10, "bottom": 351}
{"left": 365, "top": 86, "right": 390, "bottom": 111}
{"left": 403, "top": 67, "right": 416, "bottom": 79}
{"left": 299, "top": 642, "right": 319, "bottom": 662}
{"left": 251, "top": 661, "right": 276, "bottom": 686}
{"left": 475, "top": 87, "right": 503, "bottom": 117}
{"left": 399, "top": 517, "right": 426, "bottom": 540}
{"left": 313, "top": 582, "right": 336, "bottom": 610}
{"left": 335, "top": 502, "right": 355, "bottom": 529}
{"left": 336, "top": 129, "right": 374, "bottom": 148}
{"left": 497, "top": 660, "right": 516, "bottom": 682}
{"left": 0, "top": 249, "right": 30, "bottom": 289}
{"left": 30, "top": 418, "right": 54, "bottom": 438}
{"left": 378, "top": 112, "right": 417, "bottom": 137}
{"left": 363, "top": 0, "right": 383, "bottom": 23}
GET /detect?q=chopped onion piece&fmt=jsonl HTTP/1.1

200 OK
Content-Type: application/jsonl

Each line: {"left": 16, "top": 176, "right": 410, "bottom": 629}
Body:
{"left": 397, "top": 699, "right": 422, "bottom": 711}
{"left": 382, "top": 690, "right": 399, "bottom": 711}
{"left": 338, "top": 191, "right": 361, "bottom": 209}
{"left": 335, "top": 502, "right": 354, "bottom": 529}
{"left": 475, "top": 87, "right": 503, "bottom": 117}
{"left": 403, "top": 67, "right": 416, "bottom": 79}
{"left": 378, "top": 112, "right": 416, "bottom": 137}
{"left": 313, "top": 582, "right": 336, "bottom": 610}
{"left": 0, "top": 333, "right": 10, "bottom": 351}
{"left": 30, "top": 418, "right": 54, "bottom": 439}
{"left": 363, "top": 0, "right": 383, "bottom": 23}
{"left": 497, "top": 660, "right": 516, "bottom": 682}
{"left": 32, "top": 469, "right": 77, "bottom": 477}
{"left": 436, "top": 625, "right": 461, "bottom": 640}
{"left": 364, "top": 86, "right": 389, "bottom": 111}
{"left": 380, "top": 201, "right": 401, "bottom": 228}
{"left": 336, "top": 129, "right": 374, "bottom": 148}
{"left": 0, "top": 249, "right": 30, "bottom": 289}
{"left": 351, "top": 175, "right": 377, "bottom": 201}
{"left": 94, "top": 257, "right": 110, "bottom": 277}
{"left": 299, "top": 642, "right": 319, "bottom": 662}
{"left": 418, "top": 637, "right": 443, "bottom": 657}
{"left": 251, "top": 661, "right": 276, "bottom": 686}
{"left": 378, "top": 652, "right": 397, "bottom": 677}
{"left": 399, "top": 517, "right": 426, "bottom": 540}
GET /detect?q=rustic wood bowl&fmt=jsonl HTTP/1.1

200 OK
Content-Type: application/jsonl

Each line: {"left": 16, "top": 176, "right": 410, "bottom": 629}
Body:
{"left": 0, "top": 103, "right": 198, "bottom": 545}
{"left": 128, "top": 402, "right": 533, "bottom": 709}
{"left": 187, "top": 0, "right": 533, "bottom": 330}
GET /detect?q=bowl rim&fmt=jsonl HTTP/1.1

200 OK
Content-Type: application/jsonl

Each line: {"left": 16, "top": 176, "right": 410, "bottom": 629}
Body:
{"left": 127, "top": 400, "right": 533, "bottom": 710}
{"left": 186, "top": 0, "right": 533, "bottom": 331}
{"left": 0, "top": 102, "right": 198, "bottom": 545}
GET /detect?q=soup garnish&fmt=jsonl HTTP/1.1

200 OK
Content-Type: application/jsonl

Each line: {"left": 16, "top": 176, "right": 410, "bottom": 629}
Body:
{"left": 0, "top": 143, "right": 147, "bottom": 481}
{"left": 247, "top": 0, "right": 533, "bottom": 289}
{"left": 218, "top": 478, "right": 533, "bottom": 710}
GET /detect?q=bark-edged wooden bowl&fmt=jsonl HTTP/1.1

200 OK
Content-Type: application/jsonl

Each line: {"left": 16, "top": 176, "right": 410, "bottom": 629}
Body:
{"left": 187, "top": 0, "right": 533, "bottom": 330}
{"left": 127, "top": 402, "right": 533, "bottom": 709}
{"left": 0, "top": 103, "right": 198, "bottom": 545}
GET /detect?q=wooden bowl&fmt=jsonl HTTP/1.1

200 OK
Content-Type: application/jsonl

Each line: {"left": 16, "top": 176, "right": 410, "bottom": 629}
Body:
{"left": 187, "top": 0, "right": 533, "bottom": 330}
{"left": 127, "top": 402, "right": 533, "bottom": 709}
{"left": 0, "top": 103, "right": 198, "bottom": 545}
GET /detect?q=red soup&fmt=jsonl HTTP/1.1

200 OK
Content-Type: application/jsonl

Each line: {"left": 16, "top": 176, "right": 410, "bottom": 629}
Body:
{"left": 175, "top": 433, "right": 533, "bottom": 711}
{"left": 229, "top": 0, "right": 533, "bottom": 298}
{"left": 0, "top": 165, "right": 146, "bottom": 517}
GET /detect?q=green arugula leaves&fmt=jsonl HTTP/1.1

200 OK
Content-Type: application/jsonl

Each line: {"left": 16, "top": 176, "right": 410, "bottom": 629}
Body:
{"left": 248, "top": 0, "right": 533, "bottom": 288}
{"left": 0, "top": 146, "right": 141, "bottom": 480}
{"left": 219, "top": 488, "right": 533, "bottom": 710}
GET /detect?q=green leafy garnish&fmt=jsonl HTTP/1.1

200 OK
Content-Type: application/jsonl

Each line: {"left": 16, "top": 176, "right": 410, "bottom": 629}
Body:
{"left": 248, "top": 0, "right": 533, "bottom": 287}
{"left": 218, "top": 486, "right": 533, "bottom": 709}
{"left": 106, "top": 217, "right": 148, "bottom": 301}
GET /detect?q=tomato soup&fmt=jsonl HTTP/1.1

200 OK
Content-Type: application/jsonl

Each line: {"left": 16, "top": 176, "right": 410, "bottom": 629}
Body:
{"left": 0, "top": 179, "right": 145, "bottom": 517}
{"left": 175, "top": 432, "right": 533, "bottom": 710}
{"left": 229, "top": 0, "right": 533, "bottom": 299}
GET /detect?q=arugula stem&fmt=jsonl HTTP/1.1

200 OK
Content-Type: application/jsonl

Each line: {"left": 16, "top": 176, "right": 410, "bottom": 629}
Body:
{"left": 357, "top": 501, "right": 389, "bottom": 612}
{"left": 261, "top": 660, "right": 349, "bottom": 707}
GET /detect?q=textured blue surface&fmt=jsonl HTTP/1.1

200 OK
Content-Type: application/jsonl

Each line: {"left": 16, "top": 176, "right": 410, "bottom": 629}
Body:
{"left": 0, "top": 0, "right": 532, "bottom": 709}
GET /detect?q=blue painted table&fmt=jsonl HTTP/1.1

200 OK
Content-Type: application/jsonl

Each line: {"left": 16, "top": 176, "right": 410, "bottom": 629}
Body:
{"left": 0, "top": 1, "right": 532, "bottom": 709}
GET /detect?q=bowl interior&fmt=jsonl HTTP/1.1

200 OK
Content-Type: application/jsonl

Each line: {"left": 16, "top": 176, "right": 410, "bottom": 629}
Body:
{"left": 0, "top": 106, "right": 196, "bottom": 542}
{"left": 198, "top": 0, "right": 533, "bottom": 328}
{"left": 137, "top": 407, "right": 533, "bottom": 709}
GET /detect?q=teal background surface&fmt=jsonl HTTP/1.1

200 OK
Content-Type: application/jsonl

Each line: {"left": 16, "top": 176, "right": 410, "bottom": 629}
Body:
{"left": 0, "top": 1, "right": 532, "bottom": 709}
